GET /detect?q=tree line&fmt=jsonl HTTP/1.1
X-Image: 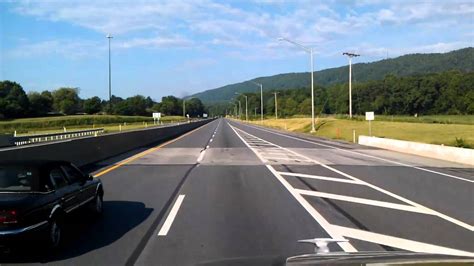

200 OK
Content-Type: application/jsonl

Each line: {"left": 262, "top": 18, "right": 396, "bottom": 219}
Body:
{"left": 0, "top": 81, "right": 206, "bottom": 119}
{"left": 226, "top": 71, "right": 474, "bottom": 117}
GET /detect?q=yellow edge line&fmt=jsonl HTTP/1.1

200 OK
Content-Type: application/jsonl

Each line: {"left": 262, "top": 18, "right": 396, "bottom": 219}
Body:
{"left": 94, "top": 122, "right": 211, "bottom": 177}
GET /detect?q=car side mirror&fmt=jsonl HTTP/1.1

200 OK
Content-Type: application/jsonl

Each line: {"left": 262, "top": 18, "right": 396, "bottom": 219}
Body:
{"left": 87, "top": 174, "right": 94, "bottom": 181}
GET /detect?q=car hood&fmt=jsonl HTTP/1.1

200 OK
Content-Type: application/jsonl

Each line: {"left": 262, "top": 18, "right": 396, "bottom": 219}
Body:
{"left": 194, "top": 252, "right": 473, "bottom": 266}
{"left": 286, "top": 251, "right": 474, "bottom": 265}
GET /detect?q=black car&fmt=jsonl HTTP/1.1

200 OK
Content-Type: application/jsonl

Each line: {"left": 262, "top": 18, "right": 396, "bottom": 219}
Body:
{"left": 0, "top": 160, "right": 103, "bottom": 249}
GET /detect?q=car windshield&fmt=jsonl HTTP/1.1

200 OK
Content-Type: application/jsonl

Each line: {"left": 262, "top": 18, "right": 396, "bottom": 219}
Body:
{"left": 0, "top": 165, "right": 34, "bottom": 192}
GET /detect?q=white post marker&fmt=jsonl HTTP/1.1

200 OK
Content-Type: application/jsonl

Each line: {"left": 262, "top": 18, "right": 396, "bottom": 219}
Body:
{"left": 365, "top": 112, "right": 374, "bottom": 136}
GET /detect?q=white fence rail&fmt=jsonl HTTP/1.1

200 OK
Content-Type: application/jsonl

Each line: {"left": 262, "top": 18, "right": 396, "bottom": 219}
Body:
{"left": 14, "top": 128, "right": 104, "bottom": 146}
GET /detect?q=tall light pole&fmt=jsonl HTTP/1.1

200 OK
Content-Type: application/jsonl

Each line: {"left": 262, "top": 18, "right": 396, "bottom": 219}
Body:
{"left": 236, "top": 92, "right": 248, "bottom": 122}
{"left": 182, "top": 97, "right": 196, "bottom": 118}
{"left": 183, "top": 99, "right": 186, "bottom": 117}
{"left": 237, "top": 100, "right": 242, "bottom": 119}
{"left": 234, "top": 103, "right": 238, "bottom": 117}
{"left": 273, "top": 92, "right": 279, "bottom": 119}
{"left": 230, "top": 101, "right": 237, "bottom": 117}
{"left": 106, "top": 34, "right": 113, "bottom": 113}
{"left": 278, "top": 37, "right": 316, "bottom": 133}
{"left": 251, "top": 81, "right": 264, "bottom": 121}
{"left": 343, "top": 52, "right": 360, "bottom": 119}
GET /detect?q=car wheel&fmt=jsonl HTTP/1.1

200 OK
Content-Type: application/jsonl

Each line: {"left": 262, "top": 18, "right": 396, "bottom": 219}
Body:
{"left": 48, "top": 218, "right": 62, "bottom": 249}
{"left": 90, "top": 194, "right": 103, "bottom": 215}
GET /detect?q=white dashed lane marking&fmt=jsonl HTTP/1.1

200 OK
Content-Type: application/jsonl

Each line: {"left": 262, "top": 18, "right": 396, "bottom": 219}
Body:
{"left": 158, "top": 195, "right": 186, "bottom": 236}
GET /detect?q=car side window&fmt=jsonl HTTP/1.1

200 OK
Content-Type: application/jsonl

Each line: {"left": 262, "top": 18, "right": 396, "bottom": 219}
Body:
{"left": 50, "top": 168, "right": 68, "bottom": 189}
{"left": 61, "top": 164, "right": 84, "bottom": 184}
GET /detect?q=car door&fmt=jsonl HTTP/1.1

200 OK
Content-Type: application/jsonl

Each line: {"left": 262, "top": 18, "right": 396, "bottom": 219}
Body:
{"left": 48, "top": 165, "right": 81, "bottom": 213}
{"left": 61, "top": 163, "right": 94, "bottom": 206}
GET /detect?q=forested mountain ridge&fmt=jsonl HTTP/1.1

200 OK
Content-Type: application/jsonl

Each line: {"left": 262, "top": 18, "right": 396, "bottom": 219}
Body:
{"left": 228, "top": 71, "right": 474, "bottom": 117}
{"left": 191, "top": 47, "right": 474, "bottom": 103}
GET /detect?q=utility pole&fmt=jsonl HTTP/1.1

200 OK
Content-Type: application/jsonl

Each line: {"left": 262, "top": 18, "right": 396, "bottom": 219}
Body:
{"left": 343, "top": 52, "right": 360, "bottom": 119}
{"left": 278, "top": 37, "right": 316, "bottom": 132}
{"left": 236, "top": 92, "right": 248, "bottom": 122}
{"left": 250, "top": 81, "right": 264, "bottom": 121}
{"left": 260, "top": 83, "right": 263, "bottom": 121}
{"left": 183, "top": 99, "right": 186, "bottom": 117}
{"left": 238, "top": 100, "right": 242, "bottom": 119}
{"left": 234, "top": 103, "right": 238, "bottom": 117}
{"left": 106, "top": 34, "right": 113, "bottom": 113}
{"left": 273, "top": 92, "right": 279, "bottom": 119}
{"left": 244, "top": 95, "right": 248, "bottom": 122}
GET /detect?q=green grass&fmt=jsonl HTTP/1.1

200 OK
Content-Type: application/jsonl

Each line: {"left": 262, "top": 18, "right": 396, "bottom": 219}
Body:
{"left": 335, "top": 114, "right": 474, "bottom": 125}
{"left": 247, "top": 114, "right": 474, "bottom": 125}
{"left": 249, "top": 117, "right": 474, "bottom": 148}
{"left": 0, "top": 115, "right": 186, "bottom": 134}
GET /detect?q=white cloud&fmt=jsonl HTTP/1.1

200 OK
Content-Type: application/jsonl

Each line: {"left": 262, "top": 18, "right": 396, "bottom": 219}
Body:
{"left": 344, "top": 41, "right": 473, "bottom": 59}
{"left": 7, "top": 0, "right": 473, "bottom": 61}
{"left": 6, "top": 39, "right": 103, "bottom": 59}
{"left": 118, "top": 36, "right": 193, "bottom": 49}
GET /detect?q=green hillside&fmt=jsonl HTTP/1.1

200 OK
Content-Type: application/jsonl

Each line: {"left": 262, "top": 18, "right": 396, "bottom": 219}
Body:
{"left": 191, "top": 47, "right": 474, "bottom": 103}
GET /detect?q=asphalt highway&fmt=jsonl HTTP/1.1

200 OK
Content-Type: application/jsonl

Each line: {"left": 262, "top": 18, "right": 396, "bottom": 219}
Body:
{"left": 3, "top": 118, "right": 473, "bottom": 265}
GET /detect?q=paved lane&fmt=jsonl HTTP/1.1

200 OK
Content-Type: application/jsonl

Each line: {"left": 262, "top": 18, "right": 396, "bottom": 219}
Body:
{"left": 2, "top": 120, "right": 219, "bottom": 264}
{"left": 4, "top": 118, "right": 472, "bottom": 265}
{"left": 228, "top": 119, "right": 473, "bottom": 255}
{"left": 136, "top": 119, "right": 354, "bottom": 265}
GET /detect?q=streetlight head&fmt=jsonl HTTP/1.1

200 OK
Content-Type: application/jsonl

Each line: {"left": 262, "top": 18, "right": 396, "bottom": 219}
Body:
{"left": 106, "top": 34, "right": 113, "bottom": 38}
{"left": 343, "top": 52, "right": 360, "bottom": 57}
{"left": 277, "top": 37, "right": 285, "bottom": 41}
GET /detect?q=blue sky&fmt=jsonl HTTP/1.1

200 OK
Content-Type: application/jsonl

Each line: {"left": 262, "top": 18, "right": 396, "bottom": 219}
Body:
{"left": 1, "top": 0, "right": 473, "bottom": 101}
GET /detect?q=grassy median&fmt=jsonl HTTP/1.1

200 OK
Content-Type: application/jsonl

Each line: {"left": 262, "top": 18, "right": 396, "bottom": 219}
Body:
{"left": 248, "top": 116, "right": 474, "bottom": 148}
{"left": 0, "top": 115, "right": 186, "bottom": 135}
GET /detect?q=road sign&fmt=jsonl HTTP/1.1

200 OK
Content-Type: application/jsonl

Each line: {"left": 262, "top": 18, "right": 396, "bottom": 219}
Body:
{"left": 365, "top": 112, "right": 374, "bottom": 136}
{"left": 203, "top": 113, "right": 208, "bottom": 118}
{"left": 153, "top": 112, "right": 161, "bottom": 124}
{"left": 365, "top": 112, "right": 374, "bottom": 121}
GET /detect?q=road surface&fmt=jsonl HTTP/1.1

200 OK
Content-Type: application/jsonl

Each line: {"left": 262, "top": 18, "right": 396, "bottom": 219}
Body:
{"left": 3, "top": 118, "right": 473, "bottom": 265}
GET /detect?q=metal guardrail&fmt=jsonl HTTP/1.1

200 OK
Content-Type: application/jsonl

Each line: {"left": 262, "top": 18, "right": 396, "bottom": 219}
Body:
{"left": 14, "top": 128, "right": 104, "bottom": 146}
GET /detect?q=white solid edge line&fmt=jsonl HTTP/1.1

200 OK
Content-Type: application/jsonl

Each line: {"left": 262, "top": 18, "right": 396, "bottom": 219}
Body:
{"left": 240, "top": 122, "right": 474, "bottom": 183}
{"left": 158, "top": 194, "right": 186, "bottom": 236}
{"left": 228, "top": 123, "right": 357, "bottom": 253}
{"left": 278, "top": 172, "right": 363, "bottom": 185}
{"left": 296, "top": 189, "right": 432, "bottom": 215}
{"left": 230, "top": 122, "right": 474, "bottom": 232}
{"left": 331, "top": 225, "right": 474, "bottom": 257}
